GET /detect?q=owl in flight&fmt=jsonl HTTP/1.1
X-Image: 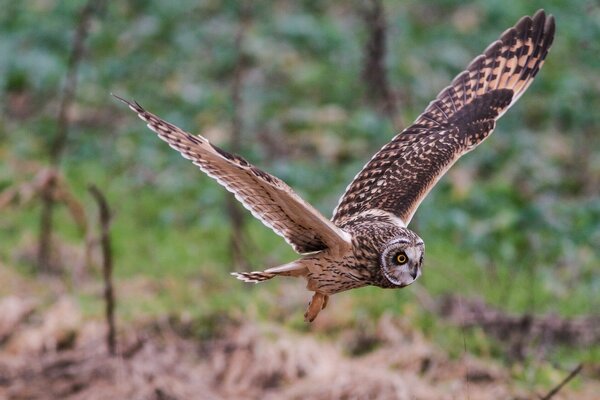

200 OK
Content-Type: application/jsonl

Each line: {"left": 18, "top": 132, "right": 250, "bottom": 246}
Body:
{"left": 116, "top": 10, "right": 554, "bottom": 322}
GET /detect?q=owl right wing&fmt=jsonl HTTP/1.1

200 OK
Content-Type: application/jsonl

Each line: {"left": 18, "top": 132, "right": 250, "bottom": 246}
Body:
{"left": 115, "top": 96, "right": 351, "bottom": 254}
{"left": 333, "top": 10, "right": 555, "bottom": 226}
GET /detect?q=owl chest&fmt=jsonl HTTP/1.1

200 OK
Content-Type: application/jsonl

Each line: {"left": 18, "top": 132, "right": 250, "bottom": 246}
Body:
{"left": 306, "top": 256, "right": 375, "bottom": 295}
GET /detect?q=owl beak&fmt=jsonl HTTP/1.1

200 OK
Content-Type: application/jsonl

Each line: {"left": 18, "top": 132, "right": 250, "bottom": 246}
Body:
{"left": 382, "top": 260, "right": 421, "bottom": 287}
{"left": 410, "top": 267, "right": 419, "bottom": 280}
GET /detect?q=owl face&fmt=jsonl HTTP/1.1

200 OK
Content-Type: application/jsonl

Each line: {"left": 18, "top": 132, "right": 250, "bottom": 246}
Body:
{"left": 380, "top": 236, "right": 425, "bottom": 287}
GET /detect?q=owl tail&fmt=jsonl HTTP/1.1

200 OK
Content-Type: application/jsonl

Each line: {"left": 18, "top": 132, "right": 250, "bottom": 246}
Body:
{"left": 231, "top": 271, "right": 276, "bottom": 283}
{"left": 231, "top": 260, "right": 306, "bottom": 283}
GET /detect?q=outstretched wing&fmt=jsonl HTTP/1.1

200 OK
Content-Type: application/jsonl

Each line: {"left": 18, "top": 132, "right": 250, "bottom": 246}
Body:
{"left": 333, "top": 10, "right": 555, "bottom": 226}
{"left": 115, "top": 96, "right": 351, "bottom": 254}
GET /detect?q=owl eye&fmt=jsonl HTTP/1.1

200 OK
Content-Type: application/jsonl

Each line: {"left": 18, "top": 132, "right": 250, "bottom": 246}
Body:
{"left": 396, "top": 252, "right": 408, "bottom": 265}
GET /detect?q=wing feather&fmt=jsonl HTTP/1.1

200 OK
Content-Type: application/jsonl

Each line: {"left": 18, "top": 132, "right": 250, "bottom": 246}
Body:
{"left": 333, "top": 10, "right": 555, "bottom": 226}
{"left": 115, "top": 96, "right": 351, "bottom": 254}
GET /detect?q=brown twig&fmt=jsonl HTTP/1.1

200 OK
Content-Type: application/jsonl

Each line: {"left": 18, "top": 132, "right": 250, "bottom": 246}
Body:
{"left": 49, "top": 0, "right": 98, "bottom": 163}
{"left": 37, "top": 0, "right": 103, "bottom": 272}
{"left": 88, "top": 185, "right": 116, "bottom": 356}
{"left": 0, "top": 168, "right": 87, "bottom": 234}
{"left": 226, "top": 4, "right": 252, "bottom": 270}
{"left": 539, "top": 363, "right": 583, "bottom": 400}
{"left": 38, "top": 174, "right": 59, "bottom": 272}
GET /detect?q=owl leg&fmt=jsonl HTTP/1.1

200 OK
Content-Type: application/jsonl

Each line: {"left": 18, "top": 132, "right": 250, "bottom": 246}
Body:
{"left": 304, "top": 292, "right": 327, "bottom": 322}
{"left": 322, "top": 294, "right": 329, "bottom": 310}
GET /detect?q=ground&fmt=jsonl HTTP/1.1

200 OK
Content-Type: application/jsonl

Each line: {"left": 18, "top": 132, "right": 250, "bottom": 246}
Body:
{"left": 0, "top": 265, "right": 597, "bottom": 400}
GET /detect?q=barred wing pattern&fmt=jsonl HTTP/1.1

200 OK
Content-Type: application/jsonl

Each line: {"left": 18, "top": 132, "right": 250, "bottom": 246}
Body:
{"left": 333, "top": 10, "right": 555, "bottom": 226}
{"left": 115, "top": 96, "right": 351, "bottom": 254}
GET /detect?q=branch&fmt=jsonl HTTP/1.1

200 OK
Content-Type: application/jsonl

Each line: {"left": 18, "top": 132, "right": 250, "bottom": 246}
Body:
{"left": 38, "top": 0, "right": 105, "bottom": 272}
{"left": 52, "top": 174, "right": 88, "bottom": 234}
{"left": 49, "top": 0, "right": 103, "bottom": 164}
{"left": 539, "top": 363, "right": 583, "bottom": 400}
{"left": 88, "top": 185, "right": 116, "bottom": 356}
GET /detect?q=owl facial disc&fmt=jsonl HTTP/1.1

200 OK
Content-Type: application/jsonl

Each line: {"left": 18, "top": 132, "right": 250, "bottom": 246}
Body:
{"left": 380, "top": 237, "right": 424, "bottom": 287}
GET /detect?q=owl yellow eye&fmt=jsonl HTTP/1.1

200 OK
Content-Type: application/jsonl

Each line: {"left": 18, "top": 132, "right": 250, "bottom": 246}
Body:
{"left": 396, "top": 252, "right": 408, "bottom": 265}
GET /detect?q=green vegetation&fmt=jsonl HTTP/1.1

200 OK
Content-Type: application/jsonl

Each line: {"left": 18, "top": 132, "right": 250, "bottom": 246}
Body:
{"left": 0, "top": 0, "right": 598, "bottom": 391}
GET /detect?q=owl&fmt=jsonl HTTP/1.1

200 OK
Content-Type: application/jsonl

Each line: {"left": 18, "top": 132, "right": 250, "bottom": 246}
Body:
{"left": 116, "top": 10, "right": 555, "bottom": 322}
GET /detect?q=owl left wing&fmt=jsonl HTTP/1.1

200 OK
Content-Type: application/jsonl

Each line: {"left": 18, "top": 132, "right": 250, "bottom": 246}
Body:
{"left": 333, "top": 10, "right": 555, "bottom": 226}
{"left": 115, "top": 96, "right": 351, "bottom": 254}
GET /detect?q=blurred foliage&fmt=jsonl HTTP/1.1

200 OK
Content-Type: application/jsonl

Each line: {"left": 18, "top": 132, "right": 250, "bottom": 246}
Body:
{"left": 0, "top": 0, "right": 599, "bottom": 375}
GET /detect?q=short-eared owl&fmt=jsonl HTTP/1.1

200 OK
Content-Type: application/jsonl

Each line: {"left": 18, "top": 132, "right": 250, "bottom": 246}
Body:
{"left": 116, "top": 10, "right": 555, "bottom": 322}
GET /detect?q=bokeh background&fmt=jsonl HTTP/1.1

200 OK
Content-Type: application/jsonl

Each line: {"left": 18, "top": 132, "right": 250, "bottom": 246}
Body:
{"left": 1, "top": 1, "right": 599, "bottom": 399}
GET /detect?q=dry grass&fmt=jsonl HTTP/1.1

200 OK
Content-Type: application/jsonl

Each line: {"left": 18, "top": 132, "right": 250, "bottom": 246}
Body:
{"left": 1, "top": 291, "right": 598, "bottom": 400}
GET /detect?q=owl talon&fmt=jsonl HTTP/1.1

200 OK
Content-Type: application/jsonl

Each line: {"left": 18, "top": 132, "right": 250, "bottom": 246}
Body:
{"left": 304, "top": 292, "right": 326, "bottom": 322}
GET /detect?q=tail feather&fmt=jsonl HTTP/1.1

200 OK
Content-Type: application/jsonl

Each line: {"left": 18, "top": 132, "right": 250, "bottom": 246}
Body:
{"left": 231, "top": 271, "right": 276, "bottom": 283}
{"left": 264, "top": 261, "right": 304, "bottom": 274}
{"left": 232, "top": 260, "right": 308, "bottom": 283}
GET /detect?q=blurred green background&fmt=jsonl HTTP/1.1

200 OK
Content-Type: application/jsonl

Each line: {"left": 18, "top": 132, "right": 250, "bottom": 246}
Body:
{"left": 0, "top": 0, "right": 599, "bottom": 389}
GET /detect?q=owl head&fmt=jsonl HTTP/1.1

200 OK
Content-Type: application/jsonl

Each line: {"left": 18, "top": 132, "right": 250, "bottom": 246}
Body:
{"left": 380, "top": 232, "right": 424, "bottom": 287}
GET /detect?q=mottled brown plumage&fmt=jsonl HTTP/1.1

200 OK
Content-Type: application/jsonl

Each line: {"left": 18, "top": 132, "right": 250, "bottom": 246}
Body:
{"left": 112, "top": 96, "right": 351, "bottom": 255}
{"left": 333, "top": 10, "right": 555, "bottom": 225}
{"left": 116, "top": 10, "right": 555, "bottom": 322}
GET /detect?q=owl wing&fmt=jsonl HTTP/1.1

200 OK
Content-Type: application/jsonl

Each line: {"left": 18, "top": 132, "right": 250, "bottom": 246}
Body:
{"left": 115, "top": 96, "right": 351, "bottom": 254}
{"left": 333, "top": 10, "right": 555, "bottom": 226}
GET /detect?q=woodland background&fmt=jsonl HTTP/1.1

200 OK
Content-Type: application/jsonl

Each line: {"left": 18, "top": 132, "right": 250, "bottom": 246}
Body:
{"left": 0, "top": 1, "right": 599, "bottom": 399}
